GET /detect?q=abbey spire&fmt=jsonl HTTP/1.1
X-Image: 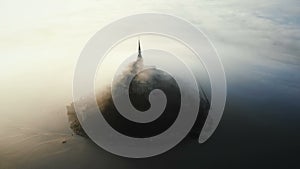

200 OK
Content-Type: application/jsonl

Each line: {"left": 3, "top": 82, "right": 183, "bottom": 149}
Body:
{"left": 137, "top": 39, "right": 142, "bottom": 59}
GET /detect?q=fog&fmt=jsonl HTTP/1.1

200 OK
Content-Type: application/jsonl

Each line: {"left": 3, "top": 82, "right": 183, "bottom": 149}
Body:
{"left": 1, "top": 0, "right": 299, "bottom": 129}
{"left": 0, "top": 0, "right": 299, "bottom": 168}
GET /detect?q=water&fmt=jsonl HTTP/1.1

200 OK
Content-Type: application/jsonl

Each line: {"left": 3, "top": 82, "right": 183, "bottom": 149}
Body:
{"left": 1, "top": 71, "right": 299, "bottom": 168}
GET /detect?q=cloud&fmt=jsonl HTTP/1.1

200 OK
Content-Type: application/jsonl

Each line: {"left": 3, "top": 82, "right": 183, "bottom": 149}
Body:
{"left": 0, "top": 0, "right": 299, "bottom": 121}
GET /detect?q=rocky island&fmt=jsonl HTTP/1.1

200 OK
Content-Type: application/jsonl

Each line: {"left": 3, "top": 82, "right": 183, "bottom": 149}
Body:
{"left": 66, "top": 40, "right": 210, "bottom": 139}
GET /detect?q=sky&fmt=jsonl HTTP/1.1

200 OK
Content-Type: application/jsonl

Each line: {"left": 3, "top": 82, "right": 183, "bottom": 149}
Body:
{"left": 0, "top": 0, "right": 299, "bottom": 127}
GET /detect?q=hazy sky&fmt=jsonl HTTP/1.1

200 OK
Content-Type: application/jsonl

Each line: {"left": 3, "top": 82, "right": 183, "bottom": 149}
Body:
{"left": 0, "top": 0, "right": 299, "bottom": 126}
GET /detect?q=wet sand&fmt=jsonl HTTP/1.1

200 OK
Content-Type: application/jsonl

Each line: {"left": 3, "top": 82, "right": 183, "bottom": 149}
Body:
{"left": 1, "top": 91, "right": 299, "bottom": 169}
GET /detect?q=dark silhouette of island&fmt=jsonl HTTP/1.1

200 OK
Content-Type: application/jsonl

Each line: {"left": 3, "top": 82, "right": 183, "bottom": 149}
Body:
{"left": 66, "top": 40, "right": 210, "bottom": 139}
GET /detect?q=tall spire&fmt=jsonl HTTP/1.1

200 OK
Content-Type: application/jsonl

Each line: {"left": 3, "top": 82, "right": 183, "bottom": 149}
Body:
{"left": 138, "top": 39, "right": 142, "bottom": 58}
